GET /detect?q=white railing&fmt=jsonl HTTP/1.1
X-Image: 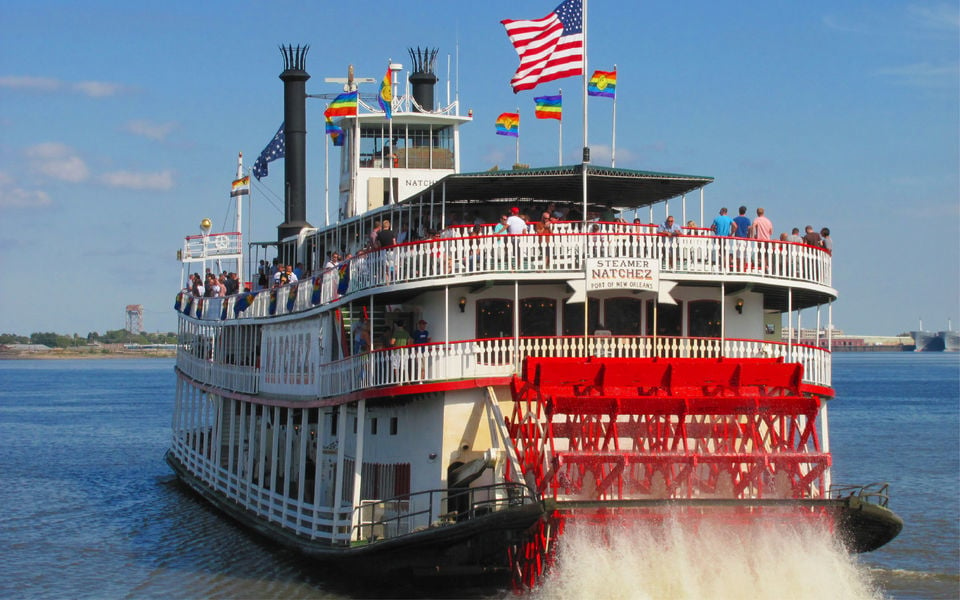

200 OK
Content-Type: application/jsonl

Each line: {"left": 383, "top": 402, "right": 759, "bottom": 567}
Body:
{"left": 319, "top": 336, "right": 831, "bottom": 397}
{"left": 177, "top": 350, "right": 259, "bottom": 394}
{"left": 182, "top": 231, "right": 242, "bottom": 260}
{"left": 178, "top": 231, "right": 832, "bottom": 323}
{"left": 177, "top": 334, "right": 830, "bottom": 399}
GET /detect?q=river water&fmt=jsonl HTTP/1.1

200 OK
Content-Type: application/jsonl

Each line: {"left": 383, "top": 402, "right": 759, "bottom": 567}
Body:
{"left": 0, "top": 353, "right": 956, "bottom": 599}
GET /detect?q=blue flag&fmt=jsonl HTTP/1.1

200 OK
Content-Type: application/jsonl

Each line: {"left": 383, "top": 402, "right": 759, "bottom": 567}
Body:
{"left": 252, "top": 123, "right": 285, "bottom": 180}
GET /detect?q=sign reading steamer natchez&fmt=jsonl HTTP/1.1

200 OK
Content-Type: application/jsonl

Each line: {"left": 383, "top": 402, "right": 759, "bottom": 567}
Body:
{"left": 586, "top": 258, "right": 659, "bottom": 292}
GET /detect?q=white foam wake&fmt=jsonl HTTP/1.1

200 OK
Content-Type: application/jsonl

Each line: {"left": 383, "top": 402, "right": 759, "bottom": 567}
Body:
{"left": 531, "top": 516, "right": 883, "bottom": 600}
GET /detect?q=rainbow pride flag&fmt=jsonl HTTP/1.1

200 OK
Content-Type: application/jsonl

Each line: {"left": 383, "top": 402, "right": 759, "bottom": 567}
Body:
{"left": 378, "top": 68, "right": 392, "bottom": 119}
{"left": 588, "top": 70, "right": 617, "bottom": 98}
{"left": 324, "top": 91, "right": 358, "bottom": 117}
{"left": 534, "top": 95, "right": 562, "bottom": 120}
{"left": 495, "top": 112, "right": 520, "bottom": 137}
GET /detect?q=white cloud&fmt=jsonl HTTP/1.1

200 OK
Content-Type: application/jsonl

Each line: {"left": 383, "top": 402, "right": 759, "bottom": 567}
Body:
{"left": 0, "top": 187, "right": 52, "bottom": 208}
{"left": 72, "top": 80, "right": 126, "bottom": 98}
{"left": 0, "top": 76, "right": 62, "bottom": 92}
{"left": 26, "top": 143, "right": 90, "bottom": 183}
{"left": 100, "top": 170, "right": 175, "bottom": 190}
{"left": 0, "top": 75, "right": 128, "bottom": 97}
{"left": 124, "top": 119, "right": 177, "bottom": 141}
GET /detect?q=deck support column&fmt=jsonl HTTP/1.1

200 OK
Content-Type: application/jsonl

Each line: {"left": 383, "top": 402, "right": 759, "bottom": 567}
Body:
{"left": 351, "top": 399, "right": 366, "bottom": 541}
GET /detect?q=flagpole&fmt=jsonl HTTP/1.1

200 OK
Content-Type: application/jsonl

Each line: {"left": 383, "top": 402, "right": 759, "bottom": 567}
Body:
{"left": 611, "top": 64, "right": 617, "bottom": 168}
{"left": 558, "top": 88, "right": 563, "bottom": 165}
{"left": 582, "top": 0, "right": 589, "bottom": 165}
{"left": 324, "top": 105, "right": 330, "bottom": 227}
{"left": 235, "top": 152, "right": 244, "bottom": 285}
{"left": 581, "top": 0, "right": 589, "bottom": 350}
{"left": 388, "top": 60, "right": 395, "bottom": 205}
{"left": 515, "top": 105, "right": 520, "bottom": 166}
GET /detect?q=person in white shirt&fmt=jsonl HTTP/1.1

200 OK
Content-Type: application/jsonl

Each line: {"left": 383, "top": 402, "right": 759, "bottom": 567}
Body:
{"left": 506, "top": 207, "right": 527, "bottom": 234}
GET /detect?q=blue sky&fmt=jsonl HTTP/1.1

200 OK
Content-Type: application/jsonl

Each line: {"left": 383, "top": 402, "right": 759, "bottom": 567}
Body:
{"left": 0, "top": 1, "right": 957, "bottom": 337}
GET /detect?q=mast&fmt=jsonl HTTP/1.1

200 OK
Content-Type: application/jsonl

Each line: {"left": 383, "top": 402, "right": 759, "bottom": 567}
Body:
{"left": 236, "top": 152, "right": 244, "bottom": 284}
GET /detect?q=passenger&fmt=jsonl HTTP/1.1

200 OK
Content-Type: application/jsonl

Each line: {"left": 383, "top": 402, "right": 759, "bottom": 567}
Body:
{"left": 493, "top": 213, "right": 510, "bottom": 234}
{"left": 369, "top": 220, "right": 381, "bottom": 248}
{"left": 749, "top": 207, "right": 773, "bottom": 240}
{"left": 225, "top": 272, "right": 240, "bottom": 295}
{"left": 535, "top": 212, "right": 553, "bottom": 267}
{"left": 389, "top": 319, "right": 411, "bottom": 379}
{"left": 205, "top": 274, "right": 221, "bottom": 297}
{"left": 191, "top": 273, "right": 204, "bottom": 297}
{"left": 711, "top": 207, "right": 735, "bottom": 236}
{"left": 658, "top": 215, "right": 682, "bottom": 268}
{"left": 285, "top": 264, "right": 298, "bottom": 283}
{"left": 376, "top": 219, "right": 397, "bottom": 248}
{"left": 257, "top": 265, "right": 268, "bottom": 290}
{"left": 412, "top": 320, "right": 431, "bottom": 345}
{"left": 820, "top": 227, "right": 833, "bottom": 252}
{"left": 787, "top": 228, "right": 803, "bottom": 243}
{"left": 506, "top": 207, "right": 526, "bottom": 234}
{"left": 802, "top": 225, "right": 823, "bottom": 247}
{"left": 272, "top": 263, "right": 285, "bottom": 285}
{"left": 658, "top": 215, "right": 682, "bottom": 237}
{"left": 732, "top": 205, "right": 751, "bottom": 238}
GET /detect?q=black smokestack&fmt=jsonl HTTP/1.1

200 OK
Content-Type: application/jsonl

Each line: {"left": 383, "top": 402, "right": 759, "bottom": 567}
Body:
{"left": 278, "top": 44, "right": 311, "bottom": 242}
{"left": 408, "top": 47, "right": 438, "bottom": 113}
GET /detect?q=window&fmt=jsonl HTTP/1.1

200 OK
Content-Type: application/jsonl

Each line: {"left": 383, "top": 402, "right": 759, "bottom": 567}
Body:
{"left": 604, "top": 297, "right": 642, "bottom": 334}
{"left": 371, "top": 417, "right": 378, "bottom": 435}
{"left": 646, "top": 301, "right": 684, "bottom": 336}
{"left": 476, "top": 299, "right": 513, "bottom": 339}
{"left": 688, "top": 300, "right": 721, "bottom": 338}
{"left": 562, "top": 298, "right": 600, "bottom": 335}
{"left": 390, "top": 417, "right": 398, "bottom": 435}
{"left": 520, "top": 298, "right": 556, "bottom": 336}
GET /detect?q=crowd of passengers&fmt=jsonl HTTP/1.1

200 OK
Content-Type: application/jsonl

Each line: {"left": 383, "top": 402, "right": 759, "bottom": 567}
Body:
{"left": 185, "top": 270, "right": 242, "bottom": 298}
{"left": 704, "top": 205, "right": 833, "bottom": 252}
{"left": 186, "top": 201, "right": 832, "bottom": 297}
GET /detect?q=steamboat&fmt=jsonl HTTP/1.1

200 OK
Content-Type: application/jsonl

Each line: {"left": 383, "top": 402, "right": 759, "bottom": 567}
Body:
{"left": 167, "top": 41, "right": 901, "bottom": 589}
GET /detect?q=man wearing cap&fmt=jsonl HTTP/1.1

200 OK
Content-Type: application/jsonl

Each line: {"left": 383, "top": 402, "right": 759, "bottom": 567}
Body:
{"left": 506, "top": 207, "right": 526, "bottom": 234}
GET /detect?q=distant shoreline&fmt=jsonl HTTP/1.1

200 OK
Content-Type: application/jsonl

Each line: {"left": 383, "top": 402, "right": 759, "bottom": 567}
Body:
{"left": 0, "top": 349, "right": 175, "bottom": 360}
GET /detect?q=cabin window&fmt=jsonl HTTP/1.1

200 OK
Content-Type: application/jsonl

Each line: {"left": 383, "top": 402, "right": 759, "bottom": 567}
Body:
{"left": 562, "top": 298, "right": 600, "bottom": 335}
{"left": 371, "top": 417, "right": 378, "bottom": 435}
{"left": 390, "top": 417, "right": 398, "bottom": 435}
{"left": 520, "top": 298, "right": 556, "bottom": 337}
{"left": 645, "top": 301, "right": 684, "bottom": 336}
{"left": 604, "top": 297, "right": 642, "bottom": 334}
{"left": 688, "top": 300, "right": 722, "bottom": 338}
{"left": 476, "top": 299, "right": 513, "bottom": 339}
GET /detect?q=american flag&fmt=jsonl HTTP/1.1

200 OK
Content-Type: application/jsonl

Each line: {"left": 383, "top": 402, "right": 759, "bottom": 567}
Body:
{"left": 502, "top": 0, "right": 583, "bottom": 94}
{"left": 252, "top": 123, "right": 285, "bottom": 181}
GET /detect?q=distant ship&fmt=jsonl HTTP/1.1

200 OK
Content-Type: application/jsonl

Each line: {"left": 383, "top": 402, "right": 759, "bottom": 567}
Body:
{"left": 939, "top": 321, "right": 959, "bottom": 352}
{"left": 911, "top": 320, "right": 945, "bottom": 352}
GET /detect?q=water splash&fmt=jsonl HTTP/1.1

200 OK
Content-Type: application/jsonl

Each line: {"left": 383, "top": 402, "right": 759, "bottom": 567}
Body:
{"left": 531, "top": 515, "right": 883, "bottom": 600}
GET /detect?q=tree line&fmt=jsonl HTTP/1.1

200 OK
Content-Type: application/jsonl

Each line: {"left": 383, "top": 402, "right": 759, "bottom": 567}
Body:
{"left": 0, "top": 330, "right": 178, "bottom": 348}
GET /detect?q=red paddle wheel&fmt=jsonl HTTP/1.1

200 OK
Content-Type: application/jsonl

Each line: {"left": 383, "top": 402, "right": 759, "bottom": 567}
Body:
{"left": 504, "top": 356, "right": 832, "bottom": 589}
